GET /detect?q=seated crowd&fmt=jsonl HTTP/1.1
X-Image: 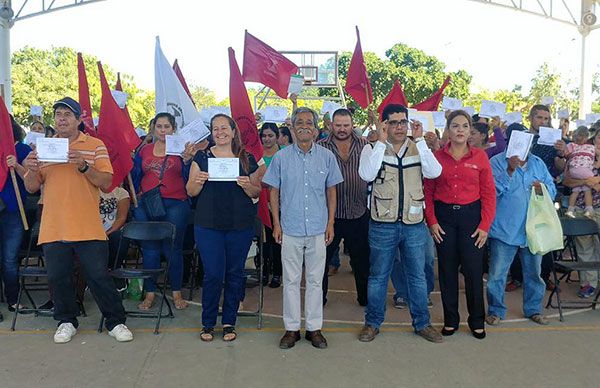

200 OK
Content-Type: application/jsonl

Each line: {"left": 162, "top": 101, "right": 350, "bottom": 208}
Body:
{"left": 1, "top": 95, "right": 600, "bottom": 349}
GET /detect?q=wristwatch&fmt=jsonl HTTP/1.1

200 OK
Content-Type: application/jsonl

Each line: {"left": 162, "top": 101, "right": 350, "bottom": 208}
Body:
{"left": 78, "top": 161, "right": 90, "bottom": 173}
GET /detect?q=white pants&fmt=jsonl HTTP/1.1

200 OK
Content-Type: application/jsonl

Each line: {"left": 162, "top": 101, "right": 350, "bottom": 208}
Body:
{"left": 281, "top": 233, "right": 326, "bottom": 331}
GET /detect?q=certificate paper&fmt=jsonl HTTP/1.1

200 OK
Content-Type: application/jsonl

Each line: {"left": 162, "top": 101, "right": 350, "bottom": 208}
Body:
{"left": 165, "top": 134, "right": 186, "bottom": 156}
{"left": 179, "top": 118, "right": 210, "bottom": 144}
{"left": 504, "top": 112, "right": 523, "bottom": 125}
{"left": 25, "top": 131, "right": 45, "bottom": 146}
{"left": 287, "top": 74, "right": 304, "bottom": 95}
{"left": 538, "top": 126, "right": 561, "bottom": 146}
{"left": 410, "top": 111, "right": 435, "bottom": 133}
{"left": 36, "top": 138, "right": 69, "bottom": 163}
{"left": 208, "top": 158, "right": 239, "bottom": 181}
{"left": 557, "top": 109, "right": 569, "bottom": 120}
{"left": 506, "top": 130, "right": 534, "bottom": 161}
{"left": 479, "top": 100, "right": 506, "bottom": 119}
{"left": 261, "top": 106, "right": 288, "bottom": 124}
{"left": 441, "top": 97, "right": 463, "bottom": 111}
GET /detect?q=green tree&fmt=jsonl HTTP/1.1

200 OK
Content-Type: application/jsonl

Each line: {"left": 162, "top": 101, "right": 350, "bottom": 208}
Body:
{"left": 11, "top": 46, "right": 154, "bottom": 128}
{"left": 320, "top": 43, "right": 473, "bottom": 123}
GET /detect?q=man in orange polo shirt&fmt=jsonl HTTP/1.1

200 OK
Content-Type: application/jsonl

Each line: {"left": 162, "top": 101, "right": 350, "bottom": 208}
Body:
{"left": 23, "top": 97, "right": 133, "bottom": 344}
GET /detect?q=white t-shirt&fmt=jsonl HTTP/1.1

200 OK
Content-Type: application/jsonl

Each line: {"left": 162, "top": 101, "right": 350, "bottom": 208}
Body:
{"left": 99, "top": 187, "right": 130, "bottom": 231}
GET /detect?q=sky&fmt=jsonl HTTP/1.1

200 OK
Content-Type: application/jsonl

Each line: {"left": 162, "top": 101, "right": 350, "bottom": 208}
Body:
{"left": 8, "top": 0, "right": 600, "bottom": 100}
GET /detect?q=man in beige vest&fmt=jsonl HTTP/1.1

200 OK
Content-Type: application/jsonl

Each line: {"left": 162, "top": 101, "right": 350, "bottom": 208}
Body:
{"left": 357, "top": 104, "right": 442, "bottom": 343}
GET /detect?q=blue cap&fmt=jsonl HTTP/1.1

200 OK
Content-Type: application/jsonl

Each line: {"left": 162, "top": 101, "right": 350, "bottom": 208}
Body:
{"left": 53, "top": 97, "right": 81, "bottom": 117}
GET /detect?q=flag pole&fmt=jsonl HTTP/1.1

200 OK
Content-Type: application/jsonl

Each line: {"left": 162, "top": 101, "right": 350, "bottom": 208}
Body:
{"left": 10, "top": 168, "right": 29, "bottom": 230}
{"left": 127, "top": 173, "right": 138, "bottom": 208}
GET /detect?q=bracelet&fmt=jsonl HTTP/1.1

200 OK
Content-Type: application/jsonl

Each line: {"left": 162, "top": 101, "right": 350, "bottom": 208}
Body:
{"left": 78, "top": 161, "right": 90, "bottom": 173}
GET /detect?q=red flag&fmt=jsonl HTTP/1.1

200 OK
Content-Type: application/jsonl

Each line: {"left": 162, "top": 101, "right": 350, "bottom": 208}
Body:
{"left": 229, "top": 47, "right": 271, "bottom": 228}
{"left": 77, "top": 53, "right": 97, "bottom": 136}
{"left": 345, "top": 26, "right": 373, "bottom": 109}
{"left": 0, "top": 96, "right": 15, "bottom": 191}
{"left": 172, "top": 59, "right": 195, "bottom": 106}
{"left": 377, "top": 80, "right": 409, "bottom": 119}
{"left": 412, "top": 76, "right": 451, "bottom": 111}
{"left": 242, "top": 31, "right": 298, "bottom": 99}
{"left": 115, "top": 72, "right": 123, "bottom": 91}
{"left": 113, "top": 72, "right": 142, "bottom": 151}
{"left": 96, "top": 62, "right": 134, "bottom": 192}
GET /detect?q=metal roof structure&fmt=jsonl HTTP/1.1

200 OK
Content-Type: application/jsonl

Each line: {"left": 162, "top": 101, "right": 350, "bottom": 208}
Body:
{"left": 0, "top": 0, "right": 598, "bottom": 117}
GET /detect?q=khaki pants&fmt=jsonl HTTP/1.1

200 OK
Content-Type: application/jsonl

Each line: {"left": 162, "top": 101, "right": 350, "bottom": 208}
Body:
{"left": 281, "top": 233, "right": 326, "bottom": 331}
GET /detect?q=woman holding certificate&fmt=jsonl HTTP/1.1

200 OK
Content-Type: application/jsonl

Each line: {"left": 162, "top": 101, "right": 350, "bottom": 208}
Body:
{"left": 424, "top": 110, "right": 496, "bottom": 340}
{"left": 186, "top": 114, "right": 261, "bottom": 342}
{"left": 132, "top": 112, "right": 192, "bottom": 311}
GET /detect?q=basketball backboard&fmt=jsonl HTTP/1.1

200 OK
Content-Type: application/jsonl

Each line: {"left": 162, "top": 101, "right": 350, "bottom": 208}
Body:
{"left": 281, "top": 51, "right": 338, "bottom": 88}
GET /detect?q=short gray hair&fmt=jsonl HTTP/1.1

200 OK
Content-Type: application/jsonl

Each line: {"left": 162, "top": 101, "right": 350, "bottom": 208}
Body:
{"left": 291, "top": 107, "right": 319, "bottom": 128}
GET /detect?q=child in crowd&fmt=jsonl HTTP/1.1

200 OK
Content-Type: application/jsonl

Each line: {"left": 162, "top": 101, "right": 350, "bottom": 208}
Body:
{"left": 565, "top": 126, "right": 596, "bottom": 218}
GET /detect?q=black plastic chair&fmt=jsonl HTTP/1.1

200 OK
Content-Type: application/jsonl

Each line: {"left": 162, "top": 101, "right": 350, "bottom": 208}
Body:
{"left": 11, "top": 221, "right": 88, "bottom": 330}
{"left": 98, "top": 221, "right": 176, "bottom": 335}
{"left": 546, "top": 217, "right": 600, "bottom": 321}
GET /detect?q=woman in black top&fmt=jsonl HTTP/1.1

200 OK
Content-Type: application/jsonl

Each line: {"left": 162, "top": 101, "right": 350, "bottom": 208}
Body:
{"left": 186, "top": 114, "right": 261, "bottom": 342}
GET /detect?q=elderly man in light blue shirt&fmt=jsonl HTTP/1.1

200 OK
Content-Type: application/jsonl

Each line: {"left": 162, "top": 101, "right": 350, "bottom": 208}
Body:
{"left": 263, "top": 107, "right": 343, "bottom": 350}
{"left": 486, "top": 124, "right": 556, "bottom": 327}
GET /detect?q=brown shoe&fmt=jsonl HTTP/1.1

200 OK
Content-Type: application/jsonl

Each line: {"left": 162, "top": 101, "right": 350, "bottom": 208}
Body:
{"left": 416, "top": 325, "right": 443, "bottom": 343}
{"left": 305, "top": 330, "right": 328, "bottom": 349}
{"left": 358, "top": 325, "right": 379, "bottom": 342}
{"left": 279, "top": 331, "right": 301, "bottom": 349}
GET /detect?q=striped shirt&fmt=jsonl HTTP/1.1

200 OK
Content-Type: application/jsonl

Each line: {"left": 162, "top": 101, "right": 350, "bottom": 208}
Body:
{"left": 319, "top": 133, "right": 368, "bottom": 219}
{"left": 38, "top": 132, "right": 113, "bottom": 244}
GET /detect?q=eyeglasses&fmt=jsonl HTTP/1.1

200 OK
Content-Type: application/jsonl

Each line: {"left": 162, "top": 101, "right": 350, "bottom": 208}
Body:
{"left": 386, "top": 119, "right": 409, "bottom": 128}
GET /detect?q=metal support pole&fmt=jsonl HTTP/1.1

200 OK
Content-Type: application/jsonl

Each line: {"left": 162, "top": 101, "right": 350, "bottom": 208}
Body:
{"left": 0, "top": 15, "right": 11, "bottom": 111}
{"left": 578, "top": 27, "right": 592, "bottom": 119}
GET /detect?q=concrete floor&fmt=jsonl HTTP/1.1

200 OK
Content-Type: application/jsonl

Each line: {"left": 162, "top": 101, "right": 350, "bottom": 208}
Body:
{"left": 1, "top": 258, "right": 600, "bottom": 388}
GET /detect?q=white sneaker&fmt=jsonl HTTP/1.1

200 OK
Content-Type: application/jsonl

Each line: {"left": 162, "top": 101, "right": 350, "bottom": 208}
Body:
{"left": 565, "top": 210, "right": 576, "bottom": 218}
{"left": 54, "top": 323, "right": 77, "bottom": 344}
{"left": 108, "top": 324, "right": 133, "bottom": 342}
{"left": 584, "top": 210, "right": 594, "bottom": 219}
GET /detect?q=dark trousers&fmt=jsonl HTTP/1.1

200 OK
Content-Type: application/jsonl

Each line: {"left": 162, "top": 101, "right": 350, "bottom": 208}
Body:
{"left": 195, "top": 226, "right": 254, "bottom": 328}
{"left": 323, "top": 212, "right": 370, "bottom": 306}
{"left": 0, "top": 210, "right": 25, "bottom": 306}
{"left": 434, "top": 201, "right": 485, "bottom": 330}
{"left": 510, "top": 252, "right": 553, "bottom": 283}
{"left": 43, "top": 240, "right": 126, "bottom": 330}
{"left": 263, "top": 224, "right": 282, "bottom": 277}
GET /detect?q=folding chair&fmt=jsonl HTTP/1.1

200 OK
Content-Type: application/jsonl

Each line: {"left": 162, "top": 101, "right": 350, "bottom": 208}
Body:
{"left": 11, "top": 221, "right": 89, "bottom": 330}
{"left": 98, "top": 221, "right": 176, "bottom": 335}
{"left": 235, "top": 218, "right": 265, "bottom": 329}
{"left": 546, "top": 217, "right": 600, "bottom": 321}
{"left": 183, "top": 211, "right": 201, "bottom": 300}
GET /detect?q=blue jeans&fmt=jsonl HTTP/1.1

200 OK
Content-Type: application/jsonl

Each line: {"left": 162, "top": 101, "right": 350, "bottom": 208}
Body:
{"left": 0, "top": 211, "right": 24, "bottom": 305}
{"left": 365, "top": 220, "right": 431, "bottom": 331}
{"left": 392, "top": 232, "right": 435, "bottom": 300}
{"left": 133, "top": 198, "right": 189, "bottom": 292}
{"left": 195, "top": 226, "right": 254, "bottom": 328}
{"left": 487, "top": 238, "right": 546, "bottom": 319}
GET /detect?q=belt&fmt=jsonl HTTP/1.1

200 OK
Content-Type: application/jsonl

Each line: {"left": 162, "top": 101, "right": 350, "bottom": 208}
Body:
{"left": 435, "top": 200, "right": 480, "bottom": 210}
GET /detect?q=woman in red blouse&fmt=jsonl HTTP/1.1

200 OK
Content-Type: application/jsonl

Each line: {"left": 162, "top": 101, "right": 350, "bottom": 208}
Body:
{"left": 424, "top": 110, "right": 496, "bottom": 339}
{"left": 132, "top": 112, "right": 194, "bottom": 311}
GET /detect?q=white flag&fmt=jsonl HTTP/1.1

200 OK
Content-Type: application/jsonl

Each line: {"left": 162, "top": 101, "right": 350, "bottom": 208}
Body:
{"left": 154, "top": 37, "right": 199, "bottom": 129}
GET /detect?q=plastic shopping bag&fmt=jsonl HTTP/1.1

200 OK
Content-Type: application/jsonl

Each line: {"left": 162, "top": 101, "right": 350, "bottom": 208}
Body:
{"left": 125, "top": 278, "right": 144, "bottom": 301}
{"left": 526, "top": 183, "right": 564, "bottom": 256}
